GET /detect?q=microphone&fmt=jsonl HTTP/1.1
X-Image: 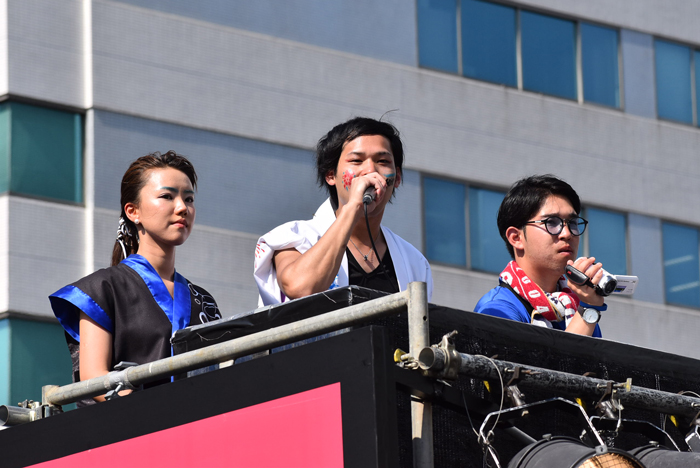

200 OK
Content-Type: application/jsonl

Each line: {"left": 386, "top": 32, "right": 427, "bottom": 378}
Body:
{"left": 362, "top": 186, "right": 376, "bottom": 205}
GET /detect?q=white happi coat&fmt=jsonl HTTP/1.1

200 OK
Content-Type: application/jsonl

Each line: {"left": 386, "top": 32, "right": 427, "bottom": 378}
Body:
{"left": 254, "top": 199, "right": 433, "bottom": 306}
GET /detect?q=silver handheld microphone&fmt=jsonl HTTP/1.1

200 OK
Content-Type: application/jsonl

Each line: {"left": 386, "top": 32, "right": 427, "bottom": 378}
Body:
{"left": 362, "top": 187, "right": 376, "bottom": 205}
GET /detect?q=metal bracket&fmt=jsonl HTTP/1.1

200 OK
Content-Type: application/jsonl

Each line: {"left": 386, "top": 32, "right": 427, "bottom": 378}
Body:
{"left": 594, "top": 378, "right": 631, "bottom": 433}
{"left": 686, "top": 424, "right": 700, "bottom": 452}
{"left": 105, "top": 361, "right": 139, "bottom": 401}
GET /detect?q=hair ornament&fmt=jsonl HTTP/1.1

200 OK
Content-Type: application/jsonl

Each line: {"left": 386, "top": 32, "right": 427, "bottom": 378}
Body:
{"left": 116, "top": 217, "right": 132, "bottom": 259}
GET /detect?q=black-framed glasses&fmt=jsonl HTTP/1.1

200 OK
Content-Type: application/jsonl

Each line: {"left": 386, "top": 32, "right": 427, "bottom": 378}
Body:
{"left": 524, "top": 216, "right": 588, "bottom": 236}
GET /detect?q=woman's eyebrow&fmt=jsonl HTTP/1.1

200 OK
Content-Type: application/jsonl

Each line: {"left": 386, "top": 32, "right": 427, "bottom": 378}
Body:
{"left": 159, "top": 186, "right": 195, "bottom": 195}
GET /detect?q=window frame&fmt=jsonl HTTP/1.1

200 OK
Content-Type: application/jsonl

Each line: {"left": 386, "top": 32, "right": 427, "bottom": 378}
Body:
{"left": 422, "top": 173, "right": 510, "bottom": 273}
{"left": 416, "top": 0, "right": 623, "bottom": 108}
{"left": 660, "top": 220, "right": 700, "bottom": 308}
{"left": 581, "top": 205, "right": 630, "bottom": 277}
{"left": 653, "top": 38, "right": 697, "bottom": 126}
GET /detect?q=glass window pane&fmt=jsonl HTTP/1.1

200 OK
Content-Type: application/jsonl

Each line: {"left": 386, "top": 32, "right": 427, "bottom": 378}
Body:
{"left": 655, "top": 40, "right": 693, "bottom": 124}
{"left": 696, "top": 50, "right": 700, "bottom": 127}
{"left": 8, "top": 102, "right": 83, "bottom": 203}
{"left": 585, "top": 208, "right": 627, "bottom": 275}
{"left": 0, "top": 103, "right": 9, "bottom": 193}
{"left": 521, "top": 11, "right": 577, "bottom": 100}
{"left": 469, "top": 187, "right": 510, "bottom": 273}
{"left": 424, "top": 177, "right": 466, "bottom": 266}
{"left": 417, "top": 0, "right": 458, "bottom": 73}
{"left": 461, "top": 0, "right": 517, "bottom": 87}
{"left": 662, "top": 222, "right": 700, "bottom": 307}
{"left": 581, "top": 23, "right": 620, "bottom": 108}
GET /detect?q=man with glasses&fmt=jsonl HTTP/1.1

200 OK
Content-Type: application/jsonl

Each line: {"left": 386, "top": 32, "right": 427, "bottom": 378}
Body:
{"left": 474, "top": 174, "right": 604, "bottom": 337}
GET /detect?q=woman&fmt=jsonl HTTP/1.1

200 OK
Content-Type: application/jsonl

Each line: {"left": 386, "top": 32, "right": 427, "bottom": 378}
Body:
{"left": 50, "top": 151, "right": 221, "bottom": 403}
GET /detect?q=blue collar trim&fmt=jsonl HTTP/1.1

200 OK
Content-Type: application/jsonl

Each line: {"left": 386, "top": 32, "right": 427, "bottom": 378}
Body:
{"left": 121, "top": 254, "right": 191, "bottom": 337}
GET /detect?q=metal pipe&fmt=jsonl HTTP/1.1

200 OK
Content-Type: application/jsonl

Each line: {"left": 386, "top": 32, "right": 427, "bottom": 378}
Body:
{"left": 0, "top": 405, "right": 33, "bottom": 427}
{"left": 419, "top": 348, "right": 700, "bottom": 420}
{"left": 43, "top": 287, "right": 414, "bottom": 407}
{"left": 408, "top": 282, "right": 434, "bottom": 468}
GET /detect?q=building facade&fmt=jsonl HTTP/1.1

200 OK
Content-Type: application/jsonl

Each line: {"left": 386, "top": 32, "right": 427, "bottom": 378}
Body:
{"left": 1, "top": 0, "right": 700, "bottom": 407}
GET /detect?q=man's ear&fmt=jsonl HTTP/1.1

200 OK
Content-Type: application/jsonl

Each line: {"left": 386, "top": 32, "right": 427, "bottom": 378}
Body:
{"left": 325, "top": 170, "right": 336, "bottom": 187}
{"left": 505, "top": 226, "right": 525, "bottom": 252}
{"left": 393, "top": 168, "right": 402, "bottom": 188}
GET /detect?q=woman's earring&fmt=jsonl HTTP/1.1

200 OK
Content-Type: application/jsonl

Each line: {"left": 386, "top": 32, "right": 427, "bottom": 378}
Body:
{"left": 135, "top": 219, "right": 140, "bottom": 225}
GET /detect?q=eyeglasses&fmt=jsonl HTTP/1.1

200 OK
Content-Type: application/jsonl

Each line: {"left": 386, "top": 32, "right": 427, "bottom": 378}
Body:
{"left": 524, "top": 216, "right": 588, "bottom": 236}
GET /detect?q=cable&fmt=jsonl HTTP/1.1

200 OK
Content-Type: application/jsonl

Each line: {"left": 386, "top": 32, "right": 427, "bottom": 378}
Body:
{"left": 364, "top": 202, "right": 399, "bottom": 292}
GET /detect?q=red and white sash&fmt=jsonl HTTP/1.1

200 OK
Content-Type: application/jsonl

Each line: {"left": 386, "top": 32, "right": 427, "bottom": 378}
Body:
{"left": 499, "top": 261, "right": 579, "bottom": 324}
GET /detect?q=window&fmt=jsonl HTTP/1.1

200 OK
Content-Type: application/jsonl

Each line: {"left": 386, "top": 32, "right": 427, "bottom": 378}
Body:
{"left": 417, "top": 1, "right": 621, "bottom": 106}
{"left": 521, "top": 11, "right": 577, "bottom": 100}
{"left": 469, "top": 187, "right": 510, "bottom": 272}
{"left": 0, "top": 101, "right": 83, "bottom": 203}
{"left": 417, "top": 0, "right": 458, "bottom": 73}
{"left": 461, "top": 0, "right": 517, "bottom": 87}
{"left": 695, "top": 50, "right": 700, "bottom": 126}
{"left": 581, "top": 23, "right": 620, "bottom": 107}
{"left": 584, "top": 207, "right": 627, "bottom": 275}
{"left": 662, "top": 222, "right": 700, "bottom": 307}
{"left": 424, "top": 176, "right": 466, "bottom": 266}
{"left": 655, "top": 40, "right": 693, "bottom": 125}
{"left": 424, "top": 177, "right": 509, "bottom": 272}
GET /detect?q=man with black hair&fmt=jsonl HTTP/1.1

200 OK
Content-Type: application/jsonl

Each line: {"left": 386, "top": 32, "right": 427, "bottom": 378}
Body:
{"left": 474, "top": 174, "right": 604, "bottom": 337}
{"left": 254, "top": 117, "right": 432, "bottom": 306}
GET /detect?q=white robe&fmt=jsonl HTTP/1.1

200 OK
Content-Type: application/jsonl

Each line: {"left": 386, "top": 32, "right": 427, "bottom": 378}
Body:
{"left": 254, "top": 199, "right": 433, "bottom": 306}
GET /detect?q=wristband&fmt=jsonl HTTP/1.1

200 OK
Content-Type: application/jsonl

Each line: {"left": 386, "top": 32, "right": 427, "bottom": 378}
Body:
{"left": 579, "top": 301, "right": 607, "bottom": 312}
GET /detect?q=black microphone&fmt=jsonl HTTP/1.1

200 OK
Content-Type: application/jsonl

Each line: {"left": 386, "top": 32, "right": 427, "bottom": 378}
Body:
{"left": 363, "top": 186, "right": 376, "bottom": 205}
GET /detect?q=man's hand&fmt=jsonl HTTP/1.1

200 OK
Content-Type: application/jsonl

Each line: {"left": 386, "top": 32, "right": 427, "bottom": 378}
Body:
{"left": 567, "top": 257, "right": 605, "bottom": 306}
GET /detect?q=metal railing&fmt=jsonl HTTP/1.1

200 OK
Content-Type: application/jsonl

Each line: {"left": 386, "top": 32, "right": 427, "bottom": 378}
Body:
{"left": 0, "top": 282, "right": 435, "bottom": 467}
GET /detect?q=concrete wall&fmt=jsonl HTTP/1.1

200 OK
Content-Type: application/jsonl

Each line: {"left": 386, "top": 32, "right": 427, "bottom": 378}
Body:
{"left": 516, "top": 0, "right": 700, "bottom": 45}
{"left": 6, "top": 0, "right": 85, "bottom": 107}
{"left": 0, "top": 0, "right": 699, "bottom": 362}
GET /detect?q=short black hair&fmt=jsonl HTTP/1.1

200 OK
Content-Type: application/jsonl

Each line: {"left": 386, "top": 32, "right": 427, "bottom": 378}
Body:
{"left": 497, "top": 174, "right": 581, "bottom": 258}
{"left": 316, "top": 117, "right": 404, "bottom": 206}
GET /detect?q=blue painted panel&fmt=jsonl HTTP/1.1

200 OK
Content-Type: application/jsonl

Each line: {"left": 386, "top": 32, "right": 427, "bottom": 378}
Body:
{"left": 586, "top": 207, "right": 627, "bottom": 275}
{"left": 696, "top": 50, "right": 700, "bottom": 127}
{"left": 424, "top": 177, "right": 466, "bottom": 266}
{"left": 662, "top": 222, "right": 700, "bottom": 308}
{"left": 111, "top": 0, "right": 418, "bottom": 66}
{"left": 469, "top": 187, "right": 509, "bottom": 273}
{"left": 581, "top": 23, "right": 620, "bottom": 108}
{"left": 0, "top": 104, "right": 9, "bottom": 193}
{"left": 461, "top": 0, "right": 517, "bottom": 87}
{"left": 9, "top": 319, "right": 74, "bottom": 407}
{"left": 521, "top": 11, "right": 577, "bottom": 100}
{"left": 620, "top": 30, "right": 656, "bottom": 118}
{"left": 417, "top": 0, "right": 458, "bottom": 73}
{"left": 0, "top": 319, "right": 10, "bottom": 406}
{"left": 655, "top": 39, "right": 693, "bottom": 124}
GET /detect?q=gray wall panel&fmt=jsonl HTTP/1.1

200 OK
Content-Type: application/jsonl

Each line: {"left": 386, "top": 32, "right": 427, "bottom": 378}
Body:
{"left": 90, "top": 2, "right": 700, "bottom": 227}
{"left": 7, "top": 0, "right": 85, "bottom": 107}
{"left": 517, "top": 0, "right": 700, "bottom": 45}
{"left": 7, "top": 197, "right": 85, "bottom": 317}
{"left": 92, "top": 1, "right": 407, "bottom": 149}
{"left": 628, "top": 213, "right": 664, "bottom": 304}
{"left": 621, "top": 30, "right": 656, "bottom": 119}
{"left": 381, "top": 169, "right": 423, "bottom": 252}
{"left": 0, "top": 1, "right": 8, "bottom": 95}
{"left": 107, "top": 0, "right": 417, "bottom": 66}
{"left": 93, "top": 110, "right": 326, "bottom": 236}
